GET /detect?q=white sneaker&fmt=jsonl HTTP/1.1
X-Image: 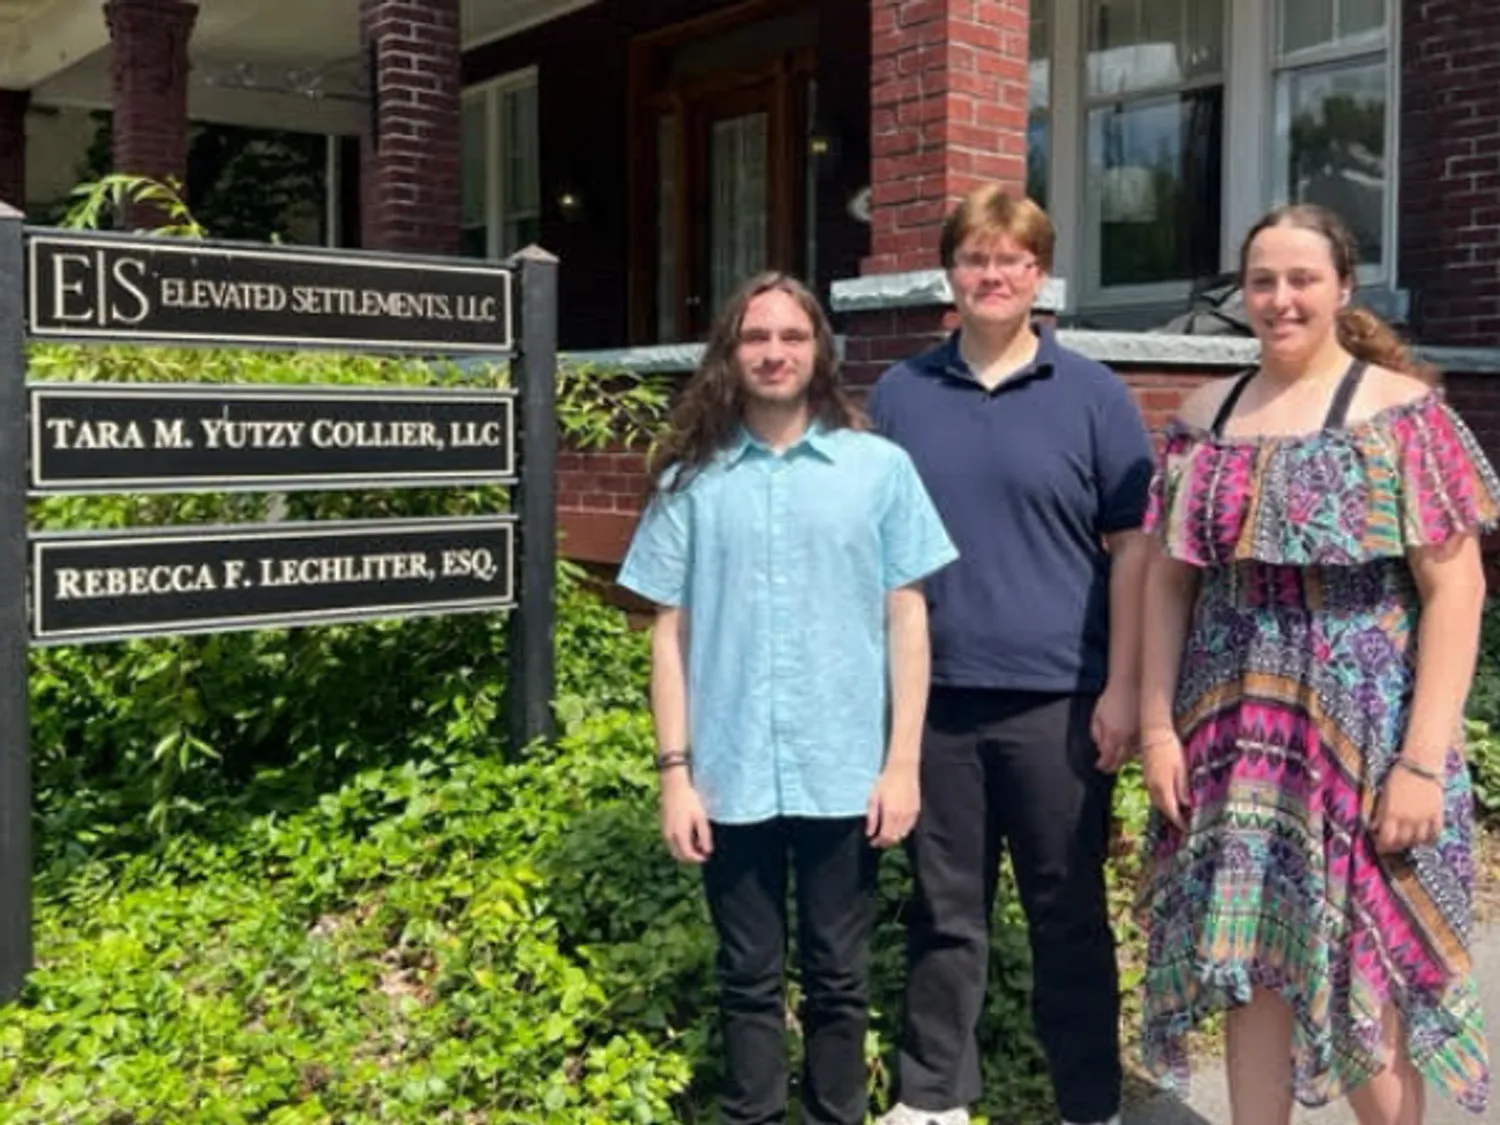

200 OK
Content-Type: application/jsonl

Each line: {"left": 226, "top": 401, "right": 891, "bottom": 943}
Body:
{"left": 875, "top": 1105, "right": 970, "bottom": 1125}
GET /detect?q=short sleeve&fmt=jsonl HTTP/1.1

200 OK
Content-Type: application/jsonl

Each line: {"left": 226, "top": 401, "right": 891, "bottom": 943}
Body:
{"left": 618, "top": 482, "right": 692, "bottom": 607}
{"left": 880, "top": 449, "right": 959, "bottom": 590}
{"left": 1093, "top": 379, "right": 1156, "bottom": 534}
{"left": 1389, "top": 393, "right": 1500, "bottom": 548}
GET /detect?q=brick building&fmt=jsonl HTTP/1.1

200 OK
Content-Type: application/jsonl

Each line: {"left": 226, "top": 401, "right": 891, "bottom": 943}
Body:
{"left": 3, "top": 0, "right": 1499, "bottom": 564}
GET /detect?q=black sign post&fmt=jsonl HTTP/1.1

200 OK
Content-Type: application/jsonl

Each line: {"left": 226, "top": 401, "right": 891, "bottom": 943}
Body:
{"left": 0, "top": 204, "right": 33, "bottom": 1002}
{"left": 508, "top": 248, "right": 558, "bottom": 752}
{"left": 1, "top": 225, "right": 561, "bottom": 1002}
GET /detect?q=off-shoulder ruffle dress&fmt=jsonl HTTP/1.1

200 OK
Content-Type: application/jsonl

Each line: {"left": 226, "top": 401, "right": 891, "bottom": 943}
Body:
{"left": 1137, "top": 390, "right": 1497, "bottom": 1113}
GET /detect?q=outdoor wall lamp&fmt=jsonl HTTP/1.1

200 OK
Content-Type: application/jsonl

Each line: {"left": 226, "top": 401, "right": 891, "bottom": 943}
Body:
{"left": 556, "top": 189, "right": 586, "bottom": 222}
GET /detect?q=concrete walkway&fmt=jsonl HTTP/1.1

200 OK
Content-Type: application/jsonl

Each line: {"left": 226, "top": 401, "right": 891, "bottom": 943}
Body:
{"left": 1124, "top": 922, "right": 1500, "bottom": 1125}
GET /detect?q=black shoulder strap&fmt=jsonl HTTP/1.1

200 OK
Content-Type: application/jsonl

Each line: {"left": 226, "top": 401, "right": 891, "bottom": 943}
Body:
{"left": 1322, "top": 359, "right": 1370, "bottom": 430}
{"left": 1209, "top": 370, "right": 1256, "bottom": 437}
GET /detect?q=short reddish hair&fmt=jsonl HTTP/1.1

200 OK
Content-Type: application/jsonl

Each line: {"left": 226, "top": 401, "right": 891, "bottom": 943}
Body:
{"left": 939, "top": 185, "right": 1055, "bottom": 272}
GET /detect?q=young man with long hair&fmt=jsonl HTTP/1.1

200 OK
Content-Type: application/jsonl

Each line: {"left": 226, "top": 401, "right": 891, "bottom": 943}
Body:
{"left": 619, "top": 272, "right": 957, "bottom": 1125}
{"left": 870, "top": 188, "right": 1154, "bottom": 1125}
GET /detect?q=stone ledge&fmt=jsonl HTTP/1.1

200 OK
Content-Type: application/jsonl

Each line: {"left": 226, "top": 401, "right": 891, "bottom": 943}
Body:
{"left": 558, "top": 336, "right": 1500, "bottom": 377}
{"left": 562, "top": 336, "right": 847, "bottom": 374}
{"left": 830, "top": 268, "right": 1068, "bottom": 313}
{"left": 1060, "top": 331, "right": 1257, "bottom": 368}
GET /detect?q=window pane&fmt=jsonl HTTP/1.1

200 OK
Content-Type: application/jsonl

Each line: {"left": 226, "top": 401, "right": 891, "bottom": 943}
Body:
{"left": 1280, "top": 56, "right": 1387, "bottom": 267}
{"left": 1088, "top": 0, "right": 1223, "bottom": 97}
{"left": 1088, "top": 87, "right": 1223, "bottom": 287}
{"left": 460, "top": 97, "right": 488, "bottom": 257}
{"left": 657, "top": 114, "right": 678, "bottom": 342}
{"left": 499, "top": 81, "right": 540, "bottom": 256}
{"left": 1028, "top": 0, "right": 1049, "bottom": 205}
{"left": 1280, "top": 0, "right": 1334, "bottom": 54}
{"left": 709, "top": 112, "right": 768, "bottom": 312}
{"left": 1280, "top": 0, "right": 1383, "bottom": 54}
{"left": 1341, "top": 0, "right": 1386, "bottom": 38}
{"left": 502, "top": 82, "right": 539, "bottom": 215}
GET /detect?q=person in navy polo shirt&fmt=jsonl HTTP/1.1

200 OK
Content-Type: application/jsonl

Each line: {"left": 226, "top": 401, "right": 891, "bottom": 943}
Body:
{"left": 870, "top": 188, "right": 1154, "bottom": 1125}
{"left": 618, "top": 272, "right": 957, "bottom": 1125}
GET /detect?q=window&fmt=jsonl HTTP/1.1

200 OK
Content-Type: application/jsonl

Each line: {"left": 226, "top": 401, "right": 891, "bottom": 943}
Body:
{"left": 1273, "top": 0, "right": 1392, "bottom": 277}
{"left": 1083, "top": 0, "right": 1224, "bottom": 292}
{"left": 1029, "top": 3, "right": 1050, "bottom": 206}
{"left": 460, "top": 69, "right": 540, "bottom": 260}
{"left": 1029, "top": 0, "right": 1400, "bottom": 310}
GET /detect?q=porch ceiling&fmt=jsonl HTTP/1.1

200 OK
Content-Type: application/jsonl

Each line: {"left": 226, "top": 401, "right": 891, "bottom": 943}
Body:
{"left": 10, "top": 0, "right": 600, "bottom": 132}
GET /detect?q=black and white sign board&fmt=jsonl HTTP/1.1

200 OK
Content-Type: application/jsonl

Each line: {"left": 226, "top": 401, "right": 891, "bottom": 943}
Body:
{"left": 30, "top": 383, "right": 516, "bottom": 493}
{"left": 30, "top": 517, "right": 516, "bottom": 646}
{"left": 0, "top": 214, "right": 558, "bottom": 1003}
{"left": 26, "top": 230, "right": 514, "bottom": 353}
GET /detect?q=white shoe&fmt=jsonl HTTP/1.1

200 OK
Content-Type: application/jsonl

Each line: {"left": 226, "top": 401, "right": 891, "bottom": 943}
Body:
{"left": 875, "top": 1105, "right": 970, "bottom": 1125}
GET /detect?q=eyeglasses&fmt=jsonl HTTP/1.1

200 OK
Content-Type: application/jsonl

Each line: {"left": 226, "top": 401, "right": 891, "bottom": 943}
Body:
{"left": 951, "top": 252, "right": 1039, "bottom": 277}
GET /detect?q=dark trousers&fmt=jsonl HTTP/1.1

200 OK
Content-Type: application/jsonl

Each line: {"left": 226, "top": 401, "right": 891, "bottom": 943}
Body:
{"left": 701, "top": 816, "right": 879, "bottom": 1125}
{"left": 896, "top": 689, "right": 1122, "bottom": 1123}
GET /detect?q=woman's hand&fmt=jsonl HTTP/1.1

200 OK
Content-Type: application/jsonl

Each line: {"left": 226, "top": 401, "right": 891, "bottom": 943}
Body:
{"left": 1373, "top": 763, "right": 1444, "bottom": 853}
{"left": 1142, "top": 730, "right": 1191, "bottom": 832}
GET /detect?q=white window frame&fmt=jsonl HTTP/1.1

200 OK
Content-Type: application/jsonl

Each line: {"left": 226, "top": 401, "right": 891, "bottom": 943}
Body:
{"left": 460, "top": 66, "right": 540, "bottom": 261}
{"left": 1037, "top": 0, "right": 1401, "bottom": 312}
{"left": 1267, "top": 0, "right": 1399, "bottom": 285}
{"left": 1077, "top": 0, "right": 1229, "bottom": 308}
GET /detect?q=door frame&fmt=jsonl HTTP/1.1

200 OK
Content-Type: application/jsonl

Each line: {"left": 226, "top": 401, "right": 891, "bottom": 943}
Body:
{"left": 626, "top": 0, "right": 815, "bottom": 343}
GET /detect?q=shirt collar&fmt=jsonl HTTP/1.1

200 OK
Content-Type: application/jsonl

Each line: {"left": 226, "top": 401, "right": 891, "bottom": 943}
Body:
{"left": 927, "top": 320, "right": 1059, "bottom": 389}
{"left": 726, "top": 419, "right": 837, "bottom": 465}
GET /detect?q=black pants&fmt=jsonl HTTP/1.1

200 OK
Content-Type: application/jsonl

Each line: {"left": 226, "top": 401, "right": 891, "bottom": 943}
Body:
{"left": 701, "top": 816, "right": 879, "bottom": 1125}
{"left": 896, "top": 689, "right": 1121, "bottom": 1123}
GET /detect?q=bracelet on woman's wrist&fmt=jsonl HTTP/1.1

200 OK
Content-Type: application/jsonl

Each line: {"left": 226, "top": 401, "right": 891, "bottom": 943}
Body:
{"left": 1393, "top": 756, "right": 1442, "bottom": 784}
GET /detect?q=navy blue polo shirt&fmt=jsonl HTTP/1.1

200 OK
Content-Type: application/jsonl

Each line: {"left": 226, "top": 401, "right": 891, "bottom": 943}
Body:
{"left": 867, "top": 324, "right": 1153, "bottom": 693}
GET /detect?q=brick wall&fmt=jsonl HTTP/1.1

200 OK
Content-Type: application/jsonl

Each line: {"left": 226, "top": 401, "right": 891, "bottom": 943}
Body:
{"left": 558, "top": 449, "right": 650, "bottom": 564}
{"left": 865, "top": 0, "right": 1030, "bottom": 273}
{"left": 1399, "top": 1, "right": 1500, "bottom": 345}
{"left": 103, "top": 0, "right": 196, "bottom": 228}
{"left": 359, "top": 0, "right": 462, "bottom": 253}
{"left": 0, "top": 90, "right": 27, "bottom": 211}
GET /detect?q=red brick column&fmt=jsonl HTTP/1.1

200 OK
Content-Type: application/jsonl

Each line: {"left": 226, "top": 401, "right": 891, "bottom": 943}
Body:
{"left": 0, "top": 90, "right": 28, "bottom": 211}
{"left": 104, "top": 0, "right": 196, "bottom": 228}
{"left": 865, "top": 0, "right": 1031, "bottom": 274}
{"left": 841, "top": 1, "right": 1033, "bottom": 388}
{"left": 1399, "top": 2, "right": 1500, "bottom": 344}
{"left": 359, "top": 0, "right": 462, "bottom": 253}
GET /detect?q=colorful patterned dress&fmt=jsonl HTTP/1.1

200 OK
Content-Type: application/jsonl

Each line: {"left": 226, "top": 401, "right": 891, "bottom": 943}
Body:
{"left": 1137, "top": 387, "right": 1499, "bottom": 1113}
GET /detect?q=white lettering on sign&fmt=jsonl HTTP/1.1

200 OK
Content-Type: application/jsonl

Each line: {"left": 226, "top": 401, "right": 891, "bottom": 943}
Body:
{"left": 199, "top": 419, "right": 308, "bottom": 450}
{"left": 45, "top": 547, "right": 502, "bottom": 605}
{"left": 448, "top": 421, "right": 505, "bottom": 448}
{"left": 48, "top": 251, "right": 151, "bottom": 327}
{"left": 161, "top": 278, "right": 288, "bottom": 313}
{"left": 307, "top": 420, "right": 444, "bottom": 449}
{"left": 52, "top": 561, "right": 247, "bottom": 601}
{"left": 257, "top": 552, "right": 434, "bottom": 587}
{"left": 153, "top": 419, "right": 194, "bottom": 449}
{"left": 440, "top": 548, "right": 499, "bottom": 582}
{"left": 44, "top": 418, "right": 147, "bottom": 450}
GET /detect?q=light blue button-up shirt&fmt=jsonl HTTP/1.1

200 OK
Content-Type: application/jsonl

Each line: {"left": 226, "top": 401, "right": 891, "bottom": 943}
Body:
{"left": 618, "top": 423, "right": 958, "bottom": 824}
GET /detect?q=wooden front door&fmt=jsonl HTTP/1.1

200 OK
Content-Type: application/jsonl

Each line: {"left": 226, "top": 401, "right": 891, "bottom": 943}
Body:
{"left": 630, "top": 6, "right": 815, "bottom": 343}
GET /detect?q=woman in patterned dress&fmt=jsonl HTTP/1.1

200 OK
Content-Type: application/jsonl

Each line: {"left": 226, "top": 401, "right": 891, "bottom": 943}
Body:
{"left": 1136, "top": 203, "right": 1496, "bottom": 1124}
